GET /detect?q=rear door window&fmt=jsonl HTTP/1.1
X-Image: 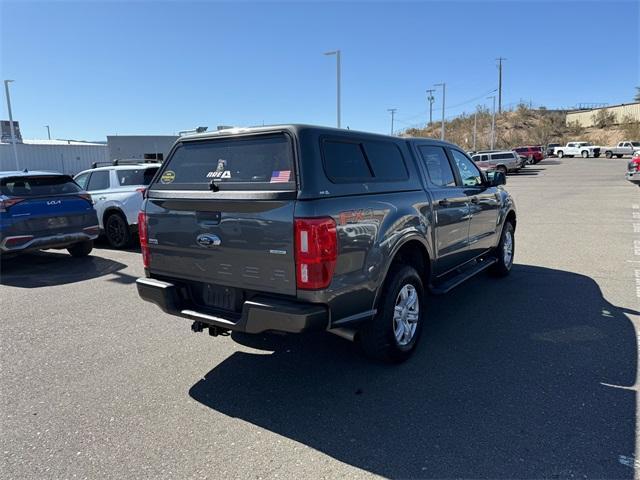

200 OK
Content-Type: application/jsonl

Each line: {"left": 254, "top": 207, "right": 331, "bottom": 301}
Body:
{"left": 0, "top": 175, "right": 82, "bottom": 196}
{"left": 117, "top": 168, "right": 159, "bottom": 186}
{"left": 418, "top": 146, "right": 456, "bottom": 187}
{"left": 153, "top": 133, "right": 294, "bottom": 190}
{"left": 87, "top": 170, "right": 110, "bottom": 191}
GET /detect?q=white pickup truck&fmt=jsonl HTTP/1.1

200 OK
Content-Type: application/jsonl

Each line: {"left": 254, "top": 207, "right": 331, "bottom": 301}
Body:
{"left": 603, "top": 141, "right": 640, "bottom": 158}
{"left": 554, "top": 142, "right": 602, "bottom": 158}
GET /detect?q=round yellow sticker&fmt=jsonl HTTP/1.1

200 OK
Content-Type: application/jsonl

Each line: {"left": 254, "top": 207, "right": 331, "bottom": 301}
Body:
{"left": 160, "top": 170, "right": 175, "bottom": 184}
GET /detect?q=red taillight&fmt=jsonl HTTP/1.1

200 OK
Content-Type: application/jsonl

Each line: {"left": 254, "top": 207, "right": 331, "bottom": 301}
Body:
{"left": 136, "top": 187, "right": 147, "bottom": 199}
{"left": 138, "top": 211, "right": 150, "bottom": 268}
{"left": 4, "top": 235, "right": 34, "bottom": 247}
{"left": 77, "top": 193, "right": 93, "bottom": 204}
{"left": 294, "top": 217, "right": 338, "bottom": 290}
{"left": 0, "top": 197, "right": 24, "bottom": 212}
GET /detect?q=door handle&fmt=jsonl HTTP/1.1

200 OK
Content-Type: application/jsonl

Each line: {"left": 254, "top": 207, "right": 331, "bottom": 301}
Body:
{"left": 470, "top": 196, "right": 479, "bottom": 204}
{"left": 438, "top": 199, "right": 451, "bottom": 207}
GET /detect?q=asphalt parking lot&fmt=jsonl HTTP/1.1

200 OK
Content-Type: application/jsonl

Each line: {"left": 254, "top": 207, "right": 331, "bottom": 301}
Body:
{"left": 1, "top": 156, "right": 639, "bottom": 479}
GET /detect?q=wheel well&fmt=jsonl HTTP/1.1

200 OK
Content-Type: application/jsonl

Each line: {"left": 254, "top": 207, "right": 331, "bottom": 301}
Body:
{"left": 103, "top": 207, "right": 125, "bottom": 226}
{"left": 389, "top": 240, "right": 431, "bottom": 281}
{"left": 505, "top": 210, "right": 517, "bottom": 230}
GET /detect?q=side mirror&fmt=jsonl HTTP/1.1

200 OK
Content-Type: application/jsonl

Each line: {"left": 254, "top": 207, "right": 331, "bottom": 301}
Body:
{"left": 486, "top": 170, "right": 506, "bottom": 186}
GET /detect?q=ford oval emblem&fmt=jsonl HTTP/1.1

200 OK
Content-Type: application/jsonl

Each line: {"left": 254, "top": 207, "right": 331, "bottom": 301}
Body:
{"left": 196, "top": 234, "right": 221, "bottom": 248}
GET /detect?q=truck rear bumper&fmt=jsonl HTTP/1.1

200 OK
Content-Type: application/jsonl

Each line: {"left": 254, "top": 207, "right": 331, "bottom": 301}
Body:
{"left": 136, "top": 277, "right": 328, "bottom": 334}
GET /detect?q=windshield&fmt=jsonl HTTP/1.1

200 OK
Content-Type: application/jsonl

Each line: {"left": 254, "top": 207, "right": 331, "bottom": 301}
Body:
{"left": 632, "top": 142, "right": 640, "bottom": 147}
{"left": 152, "top": 133, "right": 294, "bottom": 190}
{"left": 0, "top": 175, "right": 82, "bottom": 197}
{"left": 116, "top": 168, "right": 159, "bottom": 186}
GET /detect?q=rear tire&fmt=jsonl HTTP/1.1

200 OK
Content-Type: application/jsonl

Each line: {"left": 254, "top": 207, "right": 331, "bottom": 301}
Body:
{"left": 605, "top": 151, "right": 613, "bottom": 159}
{"left": 358, "top": 265, "right": 425, "bottom": 363}
{"left": 557, "top": 150, "right": 564, "bottom": 158}
{"left": 105, "top": 212, "right": 132, "bottom": 249}
{"left": 67, "top": 241, "right": 93, "bottom": 258}
{"left": 497, "top": 165, "right": 508, "bottom": 176}
{"left": 490, "top": 221, "right": 515, "bottom": 277}
{"left": 581, "top": 150, "right": 589, "bottom": 158}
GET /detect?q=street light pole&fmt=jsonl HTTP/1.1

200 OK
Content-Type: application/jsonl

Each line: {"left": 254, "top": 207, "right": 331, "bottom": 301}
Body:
{"left": 488, "top": 95, "right": 497, "bottom": 150}
{"left": 387, "top": 108, "right": 397, "bottom": 135}
{"left": 434, "top": 83, "right": 446, "bottom": 140}
{"left": 4, "top": 80, "right": 19, "bottom": 169}
{"left": 496, "top": 57, "right": 506, "bottom": 114}
{"left": 324, "top": 50, "right": 341, "bottom": 128}
{"left": 45, "top": 125, "right": 51, "bottom": 140}
{"left": 426, "top": 89, "right": 435, "bottom": 126}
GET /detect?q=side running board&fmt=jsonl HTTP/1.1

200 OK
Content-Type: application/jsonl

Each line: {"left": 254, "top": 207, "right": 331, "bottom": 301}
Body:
{"left": 430, "top": 257, "right": 498, "bottom": 295}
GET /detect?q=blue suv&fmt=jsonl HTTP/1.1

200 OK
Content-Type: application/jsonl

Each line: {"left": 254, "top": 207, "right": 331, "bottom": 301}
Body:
{"left": 0, "top": 171, "right": 99, "bottom": 257}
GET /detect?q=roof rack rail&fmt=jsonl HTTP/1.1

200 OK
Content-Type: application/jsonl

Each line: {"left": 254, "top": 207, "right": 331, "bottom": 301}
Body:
{"left": 90, "top": 159, "right": 162, "bottom": 169}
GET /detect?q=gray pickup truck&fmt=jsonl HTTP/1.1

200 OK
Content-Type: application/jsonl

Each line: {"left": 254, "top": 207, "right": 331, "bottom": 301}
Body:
{"left": 136, "top": 125, "right": 517, "bottom": 362}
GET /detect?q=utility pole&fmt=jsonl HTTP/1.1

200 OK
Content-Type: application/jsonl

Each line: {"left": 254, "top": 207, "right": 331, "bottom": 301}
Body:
{"left": 472, "top": 110, "right": 477, "bottom": 151}
{"left": 496, "top": 57, "right": 506, "bottom": 114}
{"left": 426, "top": 89, "right": 436, "bottom": 126}
{"left": 4, "top": 79, "right": 19, "bottom": 169}
{"left": 434, "top": 83, "right": 446, "bottom": 140}
{"left": 387, "top": 108, "right": 397, "bottom": 135}
{"left": 44, "top": 125, "right": 51, "bottom": 140}
{"left": 324, "top": 50, "right": 341, "bottom": 128}
{"left": 488, "top": 95, "right": 496, "bottom": 150}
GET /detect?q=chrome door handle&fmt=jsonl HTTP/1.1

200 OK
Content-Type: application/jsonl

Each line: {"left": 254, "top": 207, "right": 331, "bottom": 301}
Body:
{"left": 438, "top": 199, "right": 451, "bottom": 207}
{"left": 470, "top": 196, "right": 479, "bottom": 204}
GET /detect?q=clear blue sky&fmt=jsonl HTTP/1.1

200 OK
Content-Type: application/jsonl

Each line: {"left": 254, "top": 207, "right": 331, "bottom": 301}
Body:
{"left": 1, "top": 0, "right": 638, "bottom": 140}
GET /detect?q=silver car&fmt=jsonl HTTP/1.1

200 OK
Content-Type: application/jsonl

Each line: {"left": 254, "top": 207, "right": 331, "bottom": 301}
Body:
{"left": 472, "top": 150, "right": 522, "bottom": 175}
{"left": 74, "top": 161, "right": 160, "bottom": 248}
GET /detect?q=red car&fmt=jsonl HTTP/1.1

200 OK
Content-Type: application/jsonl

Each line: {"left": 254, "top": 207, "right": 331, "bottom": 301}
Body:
{"left": 514, "top": 146, "right": 544, "bottom": 164}
{"left": 626, "top": 151, "right": 640, "bottom": 186}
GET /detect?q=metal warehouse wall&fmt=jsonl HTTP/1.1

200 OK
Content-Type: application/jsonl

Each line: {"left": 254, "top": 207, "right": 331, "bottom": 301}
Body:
{"left": 566, "top": 102, "right": 640, "bottom": 127}
{"left": 107, "top": 135, "right": 178, "bottom": 160}
{"left": 0, "top": 143, "right": 109, "bottom": 175}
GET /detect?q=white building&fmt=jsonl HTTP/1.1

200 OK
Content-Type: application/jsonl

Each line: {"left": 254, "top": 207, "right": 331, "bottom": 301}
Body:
{"left": 0, "top": 139, "right": 108, "bottom": 175}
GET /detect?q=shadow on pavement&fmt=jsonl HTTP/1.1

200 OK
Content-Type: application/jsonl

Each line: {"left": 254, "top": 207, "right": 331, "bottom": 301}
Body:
{"left": 189, "top": 264, "right": 637, "bottom": 479}
{"left": 0, "top": 250, "right": 127, "bottom": 288}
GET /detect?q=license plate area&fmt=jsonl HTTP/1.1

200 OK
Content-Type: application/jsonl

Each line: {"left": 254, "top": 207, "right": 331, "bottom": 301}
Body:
{"left": 48, "top": 216, "right": 69, "bottom": 228}
{"left": 190, "top": 282, "right": 244, "bottom": 313}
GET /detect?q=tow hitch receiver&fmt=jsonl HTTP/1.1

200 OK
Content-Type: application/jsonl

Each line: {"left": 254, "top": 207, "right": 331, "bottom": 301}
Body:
{"left": 191, "top": 321, "right": 230, "bottom": 337}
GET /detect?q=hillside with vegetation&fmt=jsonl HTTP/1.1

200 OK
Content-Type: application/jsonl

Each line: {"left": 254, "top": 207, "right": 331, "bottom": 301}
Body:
{"left": 403, "top": 104, "right": 640, "bottom": 150}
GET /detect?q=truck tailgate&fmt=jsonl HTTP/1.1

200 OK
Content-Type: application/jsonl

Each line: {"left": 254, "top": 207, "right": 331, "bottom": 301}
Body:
{"left": 146, "top": 197, "right": 296, "bottom": 296}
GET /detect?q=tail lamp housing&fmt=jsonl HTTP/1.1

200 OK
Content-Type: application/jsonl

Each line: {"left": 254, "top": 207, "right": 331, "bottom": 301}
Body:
{"left": 294, "top": 217, "right": 338, "bottom": 290}
{"left": 138, "top": 211, "right": 150, "bottom": 268}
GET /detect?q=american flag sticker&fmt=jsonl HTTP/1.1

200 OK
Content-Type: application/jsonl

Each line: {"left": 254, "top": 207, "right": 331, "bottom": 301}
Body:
{"left": 270, "top": 170, "right": 291, "bottom": 183}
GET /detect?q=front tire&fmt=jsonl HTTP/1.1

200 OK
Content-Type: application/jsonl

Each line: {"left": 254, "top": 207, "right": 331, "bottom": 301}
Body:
{"left": 557, "top": 150, "right": 564, "bottom": 158}
{"left": 105, "top": 212, "right": 132, "bottom": 248}
{"left": 605, "top": 151, "right": 613, "bottom": 159}
{"left": 67, "top": 241, "right": 93, "bottom": 257}
{"left": 581, "top": 150, "right": 589, "bottom": 158}
{"left": 497, "top": 165, "right": 508, "bottom": 176}
{"left": 490, "top": 221, "right": 515, "bottom": 277}
{"left": 358, "top": 265, "right": 425, "bottom": 363}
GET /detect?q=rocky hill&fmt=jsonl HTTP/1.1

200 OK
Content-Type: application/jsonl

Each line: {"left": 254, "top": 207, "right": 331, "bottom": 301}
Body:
{"left": 403, "top": 104, "right": 640, "bottom": 150}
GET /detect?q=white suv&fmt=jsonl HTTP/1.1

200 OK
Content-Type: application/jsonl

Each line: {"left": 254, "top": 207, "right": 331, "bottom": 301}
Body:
{"left": 74, "top": 161, "right": 160, "bottom": 248}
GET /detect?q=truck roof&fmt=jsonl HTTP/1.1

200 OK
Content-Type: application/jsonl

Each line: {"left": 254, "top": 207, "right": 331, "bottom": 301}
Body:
{"left": 177, "top": 123, "right": 457, "bottom": 148}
